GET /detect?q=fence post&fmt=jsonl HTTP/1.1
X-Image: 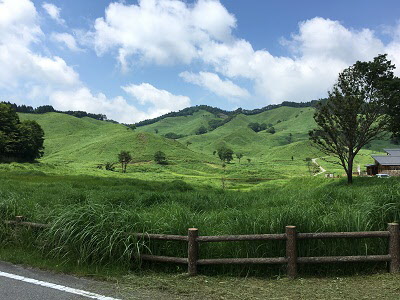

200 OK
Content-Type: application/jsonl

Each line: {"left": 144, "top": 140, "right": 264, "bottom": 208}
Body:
{"left": 388, "top": 223, "right": 400, "bottom": 273}
{"left": 188, "top": 228, "right": 199, "bottom": 276}
{"left": 286, "top": 225, "right": 297, "bottom": 278}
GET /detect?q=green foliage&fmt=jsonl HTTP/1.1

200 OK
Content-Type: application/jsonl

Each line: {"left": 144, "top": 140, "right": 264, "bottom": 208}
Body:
{"left": 0, "top": 103, "right": 44, "bottom": 162}
{"left": 266, "top": 127, "right": 276, "bottom": 134}
{"left": 248, "top": 122, "right": 267, "bottom": 132}
{"left": 309, "top": 54, "right": 394, "bottom": 184}
{"left": 118, "top": 151, "right": 132, "bottom": 173}
{"left": 383, "top": 77, "right": 400, "bottom": 138}
{"left": 164, "top": 132, "right": 184, "bottom": 139}
{"left": 195, "top": 125, "right": 208, "bottom": 135}
{"left": 217, "top": 146, "right": 234, "bottom": 163}
{"left": 236, "top": 153, "right": 243, "bottom": 163}
{"left": 125, "top": 124, "right": 136, "bottom": 130}
{"left": 154, "top": 151, "right": 167, "bottom": 165}
{"left": 286, "top": 133, "right": 293, "bottom": 144}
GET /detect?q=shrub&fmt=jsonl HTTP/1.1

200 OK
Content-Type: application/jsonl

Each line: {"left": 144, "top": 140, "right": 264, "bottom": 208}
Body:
{"left": 195, "top": 126, "right": 208, "bottom": 135}
{"left": 154, "top": 151, "right": 167, "bottom": 165}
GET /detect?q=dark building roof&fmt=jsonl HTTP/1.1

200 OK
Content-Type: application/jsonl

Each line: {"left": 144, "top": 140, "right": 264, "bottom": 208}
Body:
{"left": 384, "top": 149, "right": 400, "bottom": 156}
{"left": 372, "top": 155, "right": 400, "bottom": 166}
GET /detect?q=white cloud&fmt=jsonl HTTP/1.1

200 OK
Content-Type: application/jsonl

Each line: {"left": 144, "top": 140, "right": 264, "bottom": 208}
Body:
{"left": 180, "top": 71, "right": 249, "bottom": 100}
{"left": 385, "top": 23, "right": 400, "bottom": 76}
{"left": 50, "top": 88, "right": 148, "bottom": 123}
{"left": 91, "top": 0, "right": 236, "bottom": 70}
{"left": 0, "top": 0, "right": 78, "bottom": 90}
{"left": 51, "top": 32, "right": 83, "bottom": 52}
{"left": 122, "top": 83, "right": 191, "bottom": 118}
{"left": 90, "top": 0, "right": 400, "bottom": 104}
{"left": 42, "top": 2, "right": 65, "bottom": 25}
{"left": 0, "top": 0, "right": 173, "bottom": 123}
{"left": 200, "top": 17, "right": 398, "bottom": 103}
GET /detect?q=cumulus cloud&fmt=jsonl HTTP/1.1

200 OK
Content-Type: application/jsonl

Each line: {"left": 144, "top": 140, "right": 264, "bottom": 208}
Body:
{"left": 42, "top": 2, "right": 65, "bottom": 25}
{"left": 49, "top": 88, "right": 149, "bottom": 123}
{"left": 122, "top": 83, "right": 191, "bottom": 118}
{"left": 51, "top": 32, "right": 83, "bottom": 52}
{"left": 180, "top": 71, "right": 249, "bottom": 100}
{"left": 0, "top": 0, "right": 79, "bottom": 90}
{"left": 200, "top": 17, "right": 399, "bottom": 102}
{"left": 91, "top": 0, "right": 235, "bottom": 70}
{"left": 90, "top": 0, "right": 400, "bottom": 104}
{"left": 1, "top": 0, "right": 186, "bottom": 123}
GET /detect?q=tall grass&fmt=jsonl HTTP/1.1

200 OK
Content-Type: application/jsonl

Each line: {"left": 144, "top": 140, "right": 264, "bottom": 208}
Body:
{"left": 1, "top": 171, "right": 400, "bottom": 275}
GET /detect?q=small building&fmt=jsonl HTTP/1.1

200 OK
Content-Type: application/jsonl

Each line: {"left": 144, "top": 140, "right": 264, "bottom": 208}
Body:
{"left": 366, "top": 149, "right": 400, "bottom": 176}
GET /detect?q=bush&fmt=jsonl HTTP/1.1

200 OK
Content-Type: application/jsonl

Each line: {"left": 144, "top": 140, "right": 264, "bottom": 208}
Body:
{"left": 154, "top": 151, "right": 167, "bottom": 165}
{"left": 195, "top": 126, "right": 208, "bottom": 135}
{"left": 266, "top": 127, "right": 276, "bottom": 134}
{"left": 164, "top": 132, "right": 184, "bottom": 139}
{"left": 248, "top": 122, "right": 267, "bottom": 132}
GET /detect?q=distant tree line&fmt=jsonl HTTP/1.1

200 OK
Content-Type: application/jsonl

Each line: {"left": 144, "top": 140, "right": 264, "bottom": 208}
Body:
{"left": 135, "top": 100, "right": 324, "bottom": 129}
{"left": 1, "top": 101, "right": 108, "bottom": 122}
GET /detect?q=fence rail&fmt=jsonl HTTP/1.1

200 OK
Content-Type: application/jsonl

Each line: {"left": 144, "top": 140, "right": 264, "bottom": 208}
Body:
{"left": 4, "top": 216, "right": 400, "bottom": 278}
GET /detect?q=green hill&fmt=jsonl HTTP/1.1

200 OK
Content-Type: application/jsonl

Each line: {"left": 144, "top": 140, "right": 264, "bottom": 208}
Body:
{"left": 180, "top": 107, "right": 317, "bottom": 158}
{"left": 18, "top": 113, "right": 213, "bottom": 166}
{"left": 136, "top": 110, "right": 222, "bottom": 136}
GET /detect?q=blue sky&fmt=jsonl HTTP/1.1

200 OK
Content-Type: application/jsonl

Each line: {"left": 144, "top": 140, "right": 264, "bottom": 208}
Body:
{"left": 1, "top": 0, "right": 399, "bottom": 123}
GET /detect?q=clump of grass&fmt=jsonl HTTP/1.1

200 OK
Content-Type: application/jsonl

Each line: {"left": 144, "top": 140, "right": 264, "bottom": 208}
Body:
{"left": 40, "top": 203, "right": 145, "bottom": 267}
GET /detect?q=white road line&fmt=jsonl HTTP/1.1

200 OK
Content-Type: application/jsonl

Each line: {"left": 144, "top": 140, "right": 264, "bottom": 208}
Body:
{"left": 0, "top": 271, "right": 121, "bottom": 300}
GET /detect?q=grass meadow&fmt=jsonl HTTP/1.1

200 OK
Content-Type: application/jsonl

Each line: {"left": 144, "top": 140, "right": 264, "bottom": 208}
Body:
{"left": 1, "top": 169, "right": 400, "bottom": 276}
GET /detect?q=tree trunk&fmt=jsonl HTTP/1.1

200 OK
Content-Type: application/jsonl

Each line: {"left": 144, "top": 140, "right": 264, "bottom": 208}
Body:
{"left": 347, "top": 158, "right": 354, "bottom": 184}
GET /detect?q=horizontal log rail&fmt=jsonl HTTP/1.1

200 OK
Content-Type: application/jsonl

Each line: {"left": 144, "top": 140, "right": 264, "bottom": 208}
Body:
{"left": 297, "top": 231, "right": 390, "bottom": 239}
{"left": 4, "top": 217, "right": 400, "bottom": 278}
{"left": 132, "top": 233, "right": 188, "bottom": 241}
{"left": 197, "top": 233, "right": 286, "bottom": 242}
{"left": 297, "top": 255, "right": 391, "bottom": 264}
{"left": 4, "top": 219, "right": 49, "bottom": 229}
{"left": 197, "top": 257, "right": 287, "bottom": 265}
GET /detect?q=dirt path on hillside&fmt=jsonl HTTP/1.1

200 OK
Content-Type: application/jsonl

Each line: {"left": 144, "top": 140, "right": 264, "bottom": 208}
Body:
{"left": 312, "top": 158, "right": 326, "bottom": 176}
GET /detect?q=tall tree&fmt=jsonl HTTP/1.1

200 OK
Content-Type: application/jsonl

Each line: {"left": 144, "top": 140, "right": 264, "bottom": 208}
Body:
{"left": 383, "top": 77, "right": 400, "bottom": 138}
{"left": 236, "top": 153, "right": 243, "bottom": 164}
{"left": 217, "top": 146, "right": 234, "bottom": 163}
{"left": 309, "top": 54, "right": 395, "bottom": 184}
{"left": 118, "top": 151, "right": 132, "bottom": 173}
{"left": 0, "top": 103, "right": 44, "bottom": 162}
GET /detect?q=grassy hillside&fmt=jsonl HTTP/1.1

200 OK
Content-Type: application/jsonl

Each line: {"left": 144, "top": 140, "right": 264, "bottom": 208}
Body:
{"left": 136, "top": 110, "right": 222, "bottom": 136}
{"left": 16, "top": 105, "right": 393, "bottom": 188}
{"left": 181, "top": 107, "right": 318, "bottom": 159}
{"left": 18, "top": 112, "right": 214, "bottom": 166}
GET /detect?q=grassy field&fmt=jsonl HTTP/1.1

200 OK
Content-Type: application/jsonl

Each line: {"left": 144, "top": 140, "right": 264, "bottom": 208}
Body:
{"left": 1, "top": 170, "right": 400, "bottom": 277}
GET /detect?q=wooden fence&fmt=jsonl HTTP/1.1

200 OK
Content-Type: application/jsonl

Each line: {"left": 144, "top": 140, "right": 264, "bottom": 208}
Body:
{"left": 4, "top": 216, "right": 400, "bottom": 278}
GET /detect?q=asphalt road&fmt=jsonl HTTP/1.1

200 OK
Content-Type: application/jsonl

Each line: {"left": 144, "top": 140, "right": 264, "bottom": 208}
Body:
{"left": 0, "top": 261, "right": 124, "bottom": 300}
